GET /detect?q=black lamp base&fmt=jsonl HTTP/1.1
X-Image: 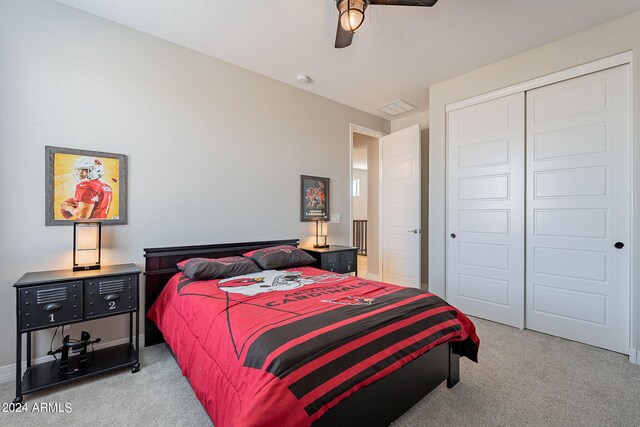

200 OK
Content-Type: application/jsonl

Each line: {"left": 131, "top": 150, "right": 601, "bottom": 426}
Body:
{"left": 313, "top": 244, "right": 330, "bottom": 249}
{"left": 73, "top": 264, "right": 101, "bottom": 272}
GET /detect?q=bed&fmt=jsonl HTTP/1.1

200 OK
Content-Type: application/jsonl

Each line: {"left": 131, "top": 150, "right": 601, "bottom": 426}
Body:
{"left": 144, "top": 239, "right": 478, "bottom": 427}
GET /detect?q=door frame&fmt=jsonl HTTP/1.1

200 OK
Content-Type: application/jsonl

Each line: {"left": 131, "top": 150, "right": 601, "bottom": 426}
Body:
{"left": 446, "top": 51, "right": 633, "bottom": 112}
{"left": 444, "top": 51, "right": 636, "bottom": 361}
{"left": 349, "top": 123, "right": 386, "bottom": 280}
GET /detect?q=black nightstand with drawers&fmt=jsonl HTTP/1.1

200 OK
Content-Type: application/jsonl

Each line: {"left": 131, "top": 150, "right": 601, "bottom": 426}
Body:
{"left": 302, "top": 246, "right": 358, "bottom": 275}
{"left": 13, "top": 264, "right": 141, "bottom": 404}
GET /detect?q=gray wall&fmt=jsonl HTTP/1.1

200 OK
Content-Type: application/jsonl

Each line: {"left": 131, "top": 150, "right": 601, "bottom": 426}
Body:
{"left": 428, "top": 11, "right": 640, "bottom": 358}
{"left": 0, "top": 0, "right": 389, "bottom": 368}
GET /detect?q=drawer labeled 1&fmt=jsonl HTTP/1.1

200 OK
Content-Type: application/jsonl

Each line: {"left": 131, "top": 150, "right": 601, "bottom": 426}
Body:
{"left": 19, "top": 281, "right": 82, "bottom": 331}
{"left": 85, "top": 274, "right": 137, "bottom": 319}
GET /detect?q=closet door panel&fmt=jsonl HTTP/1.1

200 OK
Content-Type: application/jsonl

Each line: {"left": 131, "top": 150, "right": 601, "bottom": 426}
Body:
{"left": 526, "top": 65, "right": 631, "bottom": 354}
{"left": 447, "top": 93, "right": 525, "bottom": 328}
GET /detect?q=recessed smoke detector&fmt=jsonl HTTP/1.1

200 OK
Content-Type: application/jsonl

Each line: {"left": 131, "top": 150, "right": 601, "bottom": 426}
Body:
{"left": 376, "top": 99, "right": 417, "bottom": 116}
{"left": 296, "top": 74, "right": 311, "bottom": 84}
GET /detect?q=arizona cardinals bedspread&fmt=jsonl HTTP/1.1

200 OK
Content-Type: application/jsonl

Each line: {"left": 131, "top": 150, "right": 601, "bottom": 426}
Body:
{"left": 147, "top": 267, "right": 479, "bottom": 427}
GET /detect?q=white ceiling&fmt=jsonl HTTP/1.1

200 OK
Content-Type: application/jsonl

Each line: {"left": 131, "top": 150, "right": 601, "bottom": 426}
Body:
{"left": 54, "top": 0, "right": 640, "bottom": 119}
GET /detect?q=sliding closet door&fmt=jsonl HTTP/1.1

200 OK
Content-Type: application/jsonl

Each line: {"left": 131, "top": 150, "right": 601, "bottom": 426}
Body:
{"left": 447, "top": 93, "right": 525, "bottom": 328}
{"left": 526, "top": 65, "right": 631, "bottom": 353}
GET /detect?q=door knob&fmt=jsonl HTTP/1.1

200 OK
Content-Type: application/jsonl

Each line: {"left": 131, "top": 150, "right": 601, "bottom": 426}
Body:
{"left": 408, "top": 229, "right": 420, "bottom": 234}
{"left": 450, "top": 233, "right": 456, "bottom": 239}
{"left": 614, "top": 242, "right": 624, "bottom": 249}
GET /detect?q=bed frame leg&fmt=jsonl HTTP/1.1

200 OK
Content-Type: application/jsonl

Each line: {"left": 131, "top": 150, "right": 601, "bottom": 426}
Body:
{"left": 447, "top": 344, "right": 460, "bottom": 388}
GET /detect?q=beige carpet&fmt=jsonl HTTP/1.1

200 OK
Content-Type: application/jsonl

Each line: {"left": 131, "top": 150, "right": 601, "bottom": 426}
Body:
{"left": 1, "top": 318, "right": 639, "bottom": 426}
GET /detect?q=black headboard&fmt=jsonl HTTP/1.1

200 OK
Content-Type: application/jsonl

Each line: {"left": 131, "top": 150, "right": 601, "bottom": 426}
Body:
{"left": 143, "top": 239, "right": 299, "bottom": 347}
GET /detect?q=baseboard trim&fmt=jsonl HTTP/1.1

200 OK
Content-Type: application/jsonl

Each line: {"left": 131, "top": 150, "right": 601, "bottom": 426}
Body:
{"left": 0, "top": 335, "right": 145, "bottom": 384}
{"left": 630, "top": 348, "right": 639, "bottom": 365}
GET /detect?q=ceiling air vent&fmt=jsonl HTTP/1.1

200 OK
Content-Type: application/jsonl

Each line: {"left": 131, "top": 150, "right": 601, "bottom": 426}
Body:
{"left": 376, "top": 99, "right": 417, "bottom": 116}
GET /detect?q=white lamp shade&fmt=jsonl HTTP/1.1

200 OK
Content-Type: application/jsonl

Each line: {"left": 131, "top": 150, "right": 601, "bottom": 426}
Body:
{"left": 76, "top": 225, "right": 99, "bottom": 250}
{"left": 74, "top": 222, "right": 101, "bottom": 270}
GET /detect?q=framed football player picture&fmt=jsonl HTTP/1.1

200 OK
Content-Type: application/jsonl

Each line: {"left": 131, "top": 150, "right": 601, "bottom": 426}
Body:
{"left": 300, "top": 175, "right": 330, "bottom": 222}
{"left": 45, "top": 146, "right": 128, "bottom": 226}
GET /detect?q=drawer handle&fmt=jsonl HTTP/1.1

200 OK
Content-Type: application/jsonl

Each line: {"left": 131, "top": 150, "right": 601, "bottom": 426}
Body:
{"left": 104, "top": 294, "right": 120, "bottom": 301}
{"left": 44, "top": 303, "right": 60, "bottom": 311}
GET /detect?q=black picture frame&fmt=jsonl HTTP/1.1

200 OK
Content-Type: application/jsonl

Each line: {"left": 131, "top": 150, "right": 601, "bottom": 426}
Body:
{"left": 300, "top": 175, "right": 330, "bottom": 222}
{"left": 45, "top": 146, "right": 128, "bottom": 226}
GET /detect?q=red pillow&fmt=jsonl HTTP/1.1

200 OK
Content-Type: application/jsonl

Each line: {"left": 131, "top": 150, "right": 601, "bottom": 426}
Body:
{"left": 243, "top": 245, "right": 315, "bottom": 270}
{"left": 177, "top": 256, "right": 261, "bottom": 280}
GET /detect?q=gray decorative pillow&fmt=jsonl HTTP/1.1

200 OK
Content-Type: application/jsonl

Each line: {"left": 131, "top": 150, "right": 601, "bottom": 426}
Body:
{"left": 243, "top": 245, "right": 316, "bottom": 270}
{"left": 177, "top": 256, "right": 261, "bottom": 280}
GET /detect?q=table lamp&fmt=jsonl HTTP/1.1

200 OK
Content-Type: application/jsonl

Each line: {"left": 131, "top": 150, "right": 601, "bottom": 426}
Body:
{"left": 73, "top": 222, "right": 101, "bottom": 271}
{"left": 314, "top": 221, "right": 329, "bottom": 248}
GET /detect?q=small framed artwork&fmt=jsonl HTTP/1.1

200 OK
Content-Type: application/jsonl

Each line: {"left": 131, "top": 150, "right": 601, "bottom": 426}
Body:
{"left": 300, "top": 175, "right": 330, "bottom": 222}
{"left": 45, "top": 146, "right": 128, "bottom": 226}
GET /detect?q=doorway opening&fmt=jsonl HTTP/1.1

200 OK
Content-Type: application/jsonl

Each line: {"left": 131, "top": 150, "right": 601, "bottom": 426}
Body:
{"left": 352, "top": 143, "right": 369, "bottom": 277}
{"left": 350, "top": 126, "right": 383, "bottom": 280}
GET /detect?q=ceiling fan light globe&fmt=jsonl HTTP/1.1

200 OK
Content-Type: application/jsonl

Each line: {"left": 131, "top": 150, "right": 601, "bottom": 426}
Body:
{"left": 338, "top": 0, "right": 366, "bottom": 33}
{"left": 340, "top": 10, "right": 364, "bottom": 32}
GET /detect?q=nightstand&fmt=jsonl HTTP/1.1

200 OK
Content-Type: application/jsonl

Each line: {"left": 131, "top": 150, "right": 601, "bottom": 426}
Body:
{"left": 302, "top": 245, "right": 358, "bottom": 275}
{"left": 13, "top": 264, "right": 141, "bottom": 404}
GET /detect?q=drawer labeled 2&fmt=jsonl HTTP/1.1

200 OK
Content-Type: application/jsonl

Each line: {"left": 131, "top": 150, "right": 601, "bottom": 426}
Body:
{"left": 85, "top": 274, "right": 137, "bottom": 319}
{"left": 19, "top": 281, "right": 82, "bottom": 331}
{"left": 340, "top": 251, "right": 356, "bottom": 273}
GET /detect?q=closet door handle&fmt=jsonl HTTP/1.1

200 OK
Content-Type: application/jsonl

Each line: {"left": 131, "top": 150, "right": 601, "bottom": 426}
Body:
{"left": 450, "top": 233, "right": 456, "bottom": 239}
{"left": 614, "top": 242, "right": 624, "bottom": 249}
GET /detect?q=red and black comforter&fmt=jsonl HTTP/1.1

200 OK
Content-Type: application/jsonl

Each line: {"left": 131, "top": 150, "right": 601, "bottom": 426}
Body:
{"left": 148, "top": 267, "right": 479, "bottom": 427}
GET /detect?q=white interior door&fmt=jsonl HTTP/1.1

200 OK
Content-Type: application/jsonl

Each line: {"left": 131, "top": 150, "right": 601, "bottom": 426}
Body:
{"left": 381, "top": 124, "right": 421, "bottom": 288}
{"left": 446, "top": 93, "right": 525, "bottom": 328}
{"left": 526, "top": 65, "right": 631, "bottom": 354}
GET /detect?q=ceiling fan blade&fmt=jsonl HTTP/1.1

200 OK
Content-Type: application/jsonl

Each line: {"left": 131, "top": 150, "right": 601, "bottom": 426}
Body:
{"left": 335, "top": 21, "right": 354, "bottom": 49}
{"left": 368, "top": 0, "right": 438, "bottom": 6}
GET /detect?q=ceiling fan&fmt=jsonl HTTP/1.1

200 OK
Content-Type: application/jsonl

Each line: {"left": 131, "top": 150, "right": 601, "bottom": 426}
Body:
{"left": 335, "top": 0, "right": 439, "bottom": 48}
